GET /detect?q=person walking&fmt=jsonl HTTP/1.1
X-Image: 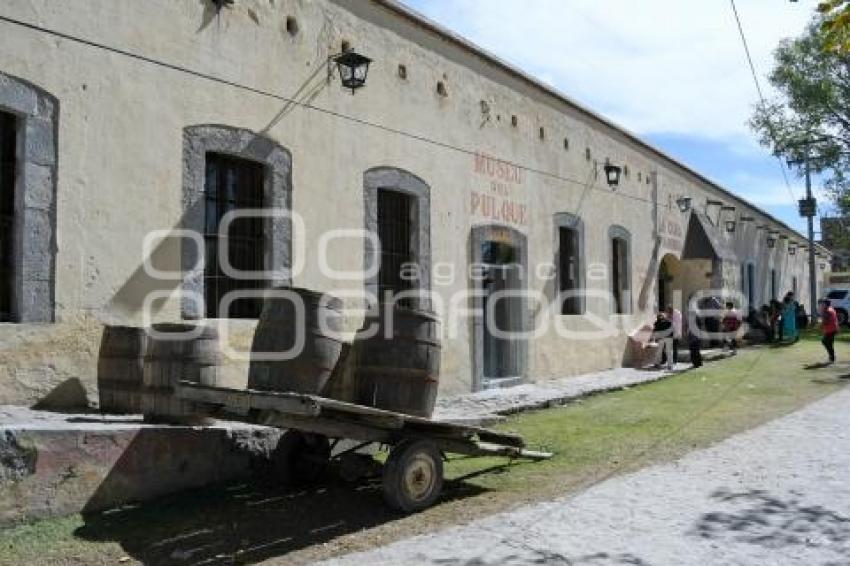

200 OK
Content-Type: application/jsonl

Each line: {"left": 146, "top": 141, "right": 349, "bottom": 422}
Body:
{"left": 782, "top": 293, "right": 798, "bottom": 343}
{"left": 819, "top": 299, "right": 839, "bottom": 365}
{"left": 688, "top": 328, "right": 703, "bottom": 368}
{"left": 665, "top": 305, "right": 682, "bottom": 368}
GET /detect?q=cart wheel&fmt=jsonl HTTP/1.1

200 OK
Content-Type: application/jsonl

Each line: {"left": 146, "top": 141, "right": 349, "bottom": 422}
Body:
{"left": 272, "top": 431, "right": 331, "bottom": 485}
{"left": 382, "top": 440, "right": 443, "bottom": 513}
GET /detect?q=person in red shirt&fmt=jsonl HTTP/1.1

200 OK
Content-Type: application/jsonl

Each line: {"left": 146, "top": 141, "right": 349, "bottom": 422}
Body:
{"left": 721, "top": 301, "right": 742, "bottom": 352}
{"left": 819, "top": 299, "right": 839, "bottom": 365}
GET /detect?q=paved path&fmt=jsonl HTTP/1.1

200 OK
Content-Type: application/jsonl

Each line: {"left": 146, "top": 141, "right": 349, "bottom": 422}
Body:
{"left": 328, "top": 387, "right": 850, "bottom": 565}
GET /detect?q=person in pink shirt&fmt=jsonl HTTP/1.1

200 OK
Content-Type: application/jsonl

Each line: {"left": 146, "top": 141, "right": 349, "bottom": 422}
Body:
{"left": 819, "top": 299, "right": 839, "bottom": 365}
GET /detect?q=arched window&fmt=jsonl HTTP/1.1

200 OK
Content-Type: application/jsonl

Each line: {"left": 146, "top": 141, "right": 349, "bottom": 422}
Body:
{"left": 609, "top": 225, "right": 632, "bottom": 314}
{"left": 0, "top": 71, "right": 59, "bottom": 323}
{"left": 182, "top": 125, "right": 292, "bottom": 319}
{"left": 363, "top": 167, "right": 431, "bottom": 310}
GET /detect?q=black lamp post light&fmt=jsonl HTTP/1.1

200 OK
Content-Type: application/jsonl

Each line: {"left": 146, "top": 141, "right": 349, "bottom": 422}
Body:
{"left": 676, "top": 196, "right": 692, "bottom": 213}
{"left": 603, "top": 162, "right": 622, "bottom": 189}
{"left": 333, "top": 49, "right": 372, "bottom": 94}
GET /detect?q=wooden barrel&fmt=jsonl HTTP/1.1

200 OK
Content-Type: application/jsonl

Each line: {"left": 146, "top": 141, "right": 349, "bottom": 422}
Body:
{"left": 248, "top": 287, "right": 344, "bottom": 394}
{"left": 354, "top": 307, "right": 441, "bottom": 418}
{"left": 141, "top": 323, "right": 220, "bottom": 424}
{"left": 97, "top": 325, "right": 147, "bottom": 414}
{"left": 324, "top": 341, "right": 357, "bottom": 403}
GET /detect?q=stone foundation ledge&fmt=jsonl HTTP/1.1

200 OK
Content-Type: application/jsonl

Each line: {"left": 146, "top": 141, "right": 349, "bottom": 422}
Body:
{"left": 0, "top": 407, "right": 284, "bottom": 526}
{"left": 434, "top": 349, "right": 736, "bottom": 426}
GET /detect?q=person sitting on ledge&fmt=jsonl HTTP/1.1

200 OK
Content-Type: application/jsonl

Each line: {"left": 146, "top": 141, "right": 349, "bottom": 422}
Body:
{"left": 651, "top": 312, "right": 674, "bottom": 370}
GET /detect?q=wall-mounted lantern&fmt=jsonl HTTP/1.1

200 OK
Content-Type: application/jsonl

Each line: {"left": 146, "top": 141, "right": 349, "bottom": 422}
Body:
{"left": 333, "top": 49, "right": 372, "bottom": 94}
{"left": 676, "top": 196, "right": 692, "bottom": 213}
{"left": 789, "top": 244, "right": 797, "bottom": 255}
{"left": 211, "top": 0, "right": 234, "bottom": 12}
{"left": 767, "top": 232, "right": 778, "bottom": 248}
{"left": 603, "top": 163, "right": 622, "bottom": 189}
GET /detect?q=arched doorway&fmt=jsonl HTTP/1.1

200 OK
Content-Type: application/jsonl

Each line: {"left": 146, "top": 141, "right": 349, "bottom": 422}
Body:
{"left": 658, "top": 254, "right": 682, "bottom": 311}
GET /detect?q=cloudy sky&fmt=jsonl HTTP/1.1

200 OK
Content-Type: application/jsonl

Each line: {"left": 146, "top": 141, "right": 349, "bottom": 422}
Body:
{"left": 400, "top": 0, "right": 825, "bottom": 233}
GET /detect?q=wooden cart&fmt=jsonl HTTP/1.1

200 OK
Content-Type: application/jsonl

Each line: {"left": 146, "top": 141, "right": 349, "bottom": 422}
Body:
{"left": 177, "top": 380, "right": 552, "bottom": 513}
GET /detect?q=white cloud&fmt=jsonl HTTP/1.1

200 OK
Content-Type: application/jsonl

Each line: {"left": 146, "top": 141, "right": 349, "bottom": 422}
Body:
{"left": 404, "top": 0, "right": 816, "bottom": 140}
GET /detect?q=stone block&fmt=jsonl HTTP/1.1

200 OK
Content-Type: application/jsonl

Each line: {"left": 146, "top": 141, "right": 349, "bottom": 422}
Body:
{"left": 0, "top": 74, "right": 38, "bottom": 115}
{"left": 24, "top": 118, "right": 56, "bottom": 167}
{"left": 0, "top": 408, "right": 284, "bottom": 525}
{"left": 21, "top": 162, "right": 55, "bottom": 211}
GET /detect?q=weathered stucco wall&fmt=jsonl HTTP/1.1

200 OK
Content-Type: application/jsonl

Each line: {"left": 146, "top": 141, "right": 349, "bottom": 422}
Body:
{"left": 0, "top": 0, "right": 829, "bottom": 405}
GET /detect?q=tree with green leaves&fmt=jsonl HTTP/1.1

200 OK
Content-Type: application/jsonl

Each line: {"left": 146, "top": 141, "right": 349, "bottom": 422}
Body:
{"left": 819, "top": 0, "right": 850, "bottom": 54}
{"left": 749, "top": 14, "right": 850, "bottom": 217}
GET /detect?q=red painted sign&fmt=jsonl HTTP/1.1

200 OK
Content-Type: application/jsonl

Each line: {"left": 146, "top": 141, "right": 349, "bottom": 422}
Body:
{"left": 471, "top": 153, "right": 527, "bottom": 226}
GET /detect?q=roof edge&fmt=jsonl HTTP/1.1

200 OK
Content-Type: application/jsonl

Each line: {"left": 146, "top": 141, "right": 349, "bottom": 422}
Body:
{"left": 373, "top": 0, "right": 829, "bottom": 255}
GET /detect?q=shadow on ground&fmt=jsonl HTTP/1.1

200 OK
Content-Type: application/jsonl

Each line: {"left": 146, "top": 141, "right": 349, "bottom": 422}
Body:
{"left": 74, "top": 471, "right": 486, "bottom": 565}
{"left": 691, "top": 488, "right": 850, "bottom": 561}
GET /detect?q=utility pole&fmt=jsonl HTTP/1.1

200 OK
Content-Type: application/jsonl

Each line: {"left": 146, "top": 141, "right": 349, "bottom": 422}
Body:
{"left": 803, "top": 153, "right": 818, "bottom": 324}
{"left": 786, "top": 138, "right": 823, "bottom": 324}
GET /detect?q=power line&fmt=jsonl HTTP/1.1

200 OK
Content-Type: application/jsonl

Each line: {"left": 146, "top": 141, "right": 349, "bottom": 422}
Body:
{"left": 729, "top": 0, "right": 799, "bottom": 206}
{"left": 0, "top": 10, "right": 815, "bottom": 229}
{"left": 0, "top": 13, "right": 665, "bottom": 207}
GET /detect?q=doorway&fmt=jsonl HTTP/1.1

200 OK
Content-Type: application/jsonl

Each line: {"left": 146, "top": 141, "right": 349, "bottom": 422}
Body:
{"left": 471, "top": 226, "right": 528, "bottom": 390}
{"left": 481, "top": 241, "right": 523, "bottom": 381}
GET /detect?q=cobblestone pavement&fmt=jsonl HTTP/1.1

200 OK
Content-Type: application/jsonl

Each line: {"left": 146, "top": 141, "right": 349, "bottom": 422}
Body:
{"left": 329, "top": 386, "right": 850, "bottom": 565}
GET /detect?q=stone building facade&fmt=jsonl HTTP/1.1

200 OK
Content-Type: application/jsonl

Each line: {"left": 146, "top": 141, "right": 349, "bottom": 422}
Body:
{"left": 0, "top": 0, "right": 832, "bottom": 406}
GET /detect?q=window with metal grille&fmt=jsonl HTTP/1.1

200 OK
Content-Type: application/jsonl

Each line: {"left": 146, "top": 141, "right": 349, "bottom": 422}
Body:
{"left": 612, "top": 237, "right": 630, "bottom": 314}
{"left": 377, "top": 189, "right": 415, "bottom": 305}
{"left": 203, "top": 153, "right": 266, "bottom": 318}
{"left": 0, "top": 112, "right": 16, "bottom": 322}
{"left": 558, "top": 226, "right": 582, "bottom": 315}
